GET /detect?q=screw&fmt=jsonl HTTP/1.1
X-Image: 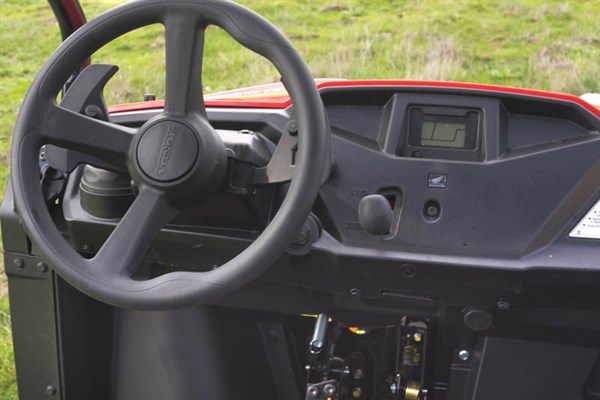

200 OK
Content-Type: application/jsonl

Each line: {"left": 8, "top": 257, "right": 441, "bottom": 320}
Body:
{"left": 307, "top": 386, "right": 319, "bottom": 398}
{"left": 37, "top": 262, "right": 48, "bottom": 273}
{"left": 349, "top": 288, "right": 362, "bottom": 296}
{"left": 426, "top": 205, "right": 439, "bottom": 217}
{"left": 496, "top": 300, "right": 510, "bottom": 310}
{"left": 352, "top": 387, "right": 363, "bottom": 398}
{"left": 323, "top": 383, "right": 337, "bottom": 396}
{"left": 46, "top": 385, "right": 56, "bottom": 396}
{"left": 286, "top": 119, "right": 298, "bottom": 136}
{"left": 80, "top": 244, "right": 93, "bottom": 253}
{"left": 400, "top": 264, "right": 417, "bottom": 278}
{"left": 458, "top": 349, "right": 470, "bottom": 361}
{"left": 13, "top": 258, "right": 25, "bottom": 269}
{"left": 353, "top": 368, "right": 364, "bottom": 379}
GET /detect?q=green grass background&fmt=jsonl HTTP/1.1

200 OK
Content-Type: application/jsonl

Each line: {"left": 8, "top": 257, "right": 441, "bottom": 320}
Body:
{"left": 1, "top": 0, "right": 599, "bottom": 398}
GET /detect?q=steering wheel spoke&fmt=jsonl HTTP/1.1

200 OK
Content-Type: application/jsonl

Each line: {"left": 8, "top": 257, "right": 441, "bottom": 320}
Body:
{"left": 164, "top": 14, "right": 206, "bottom": 118}
{"left": 92, "top": 187, "right": 179, "bottom": 277}
{"left": 43, "top": 105, "right": 136, "bottom": 171}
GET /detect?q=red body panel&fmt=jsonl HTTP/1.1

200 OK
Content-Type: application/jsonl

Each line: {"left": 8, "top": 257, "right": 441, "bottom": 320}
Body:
{"left": 61, "top": 0, "right": 86, "bottom": 30}
{"left": 108, "top": 79, "right": 600, "bottom": 118}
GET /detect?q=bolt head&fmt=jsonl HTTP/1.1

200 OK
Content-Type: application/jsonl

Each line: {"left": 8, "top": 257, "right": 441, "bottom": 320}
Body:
{"left": 46, "top": 385, "right": 56, "bottom": 396}
{"left": 13, "top": 258, "right": 25, "bottom": 269}
{"left": 458, "top": 349, "right": 470, "bottom": 361}
{"left": 293, "top": 225, "right": 311, "bottom": 245}
{"left": 286, "top": 119, "right": 298, "bottom": 135}
{"left": 307, "top": 386, "right": 319, "bottom": 398}
{"left": 349, "top": 288, "right": 361, "bottom": 296}
{"left": 323, "top": 383, "right": 337, "bottom": 396}
{"left": 37, "top": 262, "right": 48, "bottom": 273}
{"left": 426, "top": 205, "right": 439, "bottom": 217}
{"left": 353, "top": 368, "right": 364, "bottom": 379}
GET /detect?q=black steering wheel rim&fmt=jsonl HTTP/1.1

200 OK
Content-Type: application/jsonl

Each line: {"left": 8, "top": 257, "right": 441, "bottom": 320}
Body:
{"left": 11, "top": 0, "right": 329, "bottom": 309}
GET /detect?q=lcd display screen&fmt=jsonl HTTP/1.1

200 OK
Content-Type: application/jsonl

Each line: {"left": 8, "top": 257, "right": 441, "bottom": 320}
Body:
{"left": 408, "top": 107, "right": 479, "bottom": 151}
{"left": 420, "top": 121, "right": 466, "bottom": 148}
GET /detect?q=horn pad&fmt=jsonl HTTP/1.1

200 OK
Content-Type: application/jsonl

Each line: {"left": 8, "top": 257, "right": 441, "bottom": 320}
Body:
{"left": 136, "top": 120, "right": 198, "bottom": 182}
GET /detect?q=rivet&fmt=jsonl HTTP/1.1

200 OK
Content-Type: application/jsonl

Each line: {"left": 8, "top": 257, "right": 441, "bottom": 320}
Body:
{"left": 37, "top": 262, "right": 48, "bottom": 273}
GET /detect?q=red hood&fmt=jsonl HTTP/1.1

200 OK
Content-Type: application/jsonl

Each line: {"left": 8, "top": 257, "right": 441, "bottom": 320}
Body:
{"left": 108, "top": 79, "right": 600, "bottom": 117}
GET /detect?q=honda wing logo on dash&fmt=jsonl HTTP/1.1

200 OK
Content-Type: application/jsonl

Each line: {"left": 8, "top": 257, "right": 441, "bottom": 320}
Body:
{"left": 156, "top": 126, "right": 178, "bottom": 175}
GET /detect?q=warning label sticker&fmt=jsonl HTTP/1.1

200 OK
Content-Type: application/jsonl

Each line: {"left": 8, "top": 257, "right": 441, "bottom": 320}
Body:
{"left": 569, "top": 199, "right": 600, "bottom": 239}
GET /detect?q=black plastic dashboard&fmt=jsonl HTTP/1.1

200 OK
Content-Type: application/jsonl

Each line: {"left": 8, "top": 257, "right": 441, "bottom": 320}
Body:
{"left": 70, "top": 85, "right": 600, "bottom": 266}
{"left": 317, "top": 87, "right": 600, "bottom": 264}
{"left": 52, "top": 85, "right": 600, "bottom": 332}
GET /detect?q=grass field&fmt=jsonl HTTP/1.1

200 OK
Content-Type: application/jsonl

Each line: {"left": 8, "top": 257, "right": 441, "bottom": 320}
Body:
{"left": 1, "top": 0, "right": 599, "bottom": 398}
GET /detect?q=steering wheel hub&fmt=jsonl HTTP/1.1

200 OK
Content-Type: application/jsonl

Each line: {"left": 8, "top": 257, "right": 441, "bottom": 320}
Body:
{"left": 136, "top": 120, "right": 198, "bottom": 182}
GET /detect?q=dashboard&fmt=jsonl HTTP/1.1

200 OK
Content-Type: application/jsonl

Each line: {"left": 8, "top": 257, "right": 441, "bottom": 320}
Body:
{"left": 48, "top": 84, "right": 600, "bottom": 331}
{"left": 5, "top": 81, "right": 600, "bottom": 400}
{"left": 318, "top": 87, "right": 600, "bottom": 263}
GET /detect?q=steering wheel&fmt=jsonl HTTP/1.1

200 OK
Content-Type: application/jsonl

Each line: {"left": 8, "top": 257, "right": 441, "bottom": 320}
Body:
{"left": 10, "top": 0, "right": 329, "bottom": 309}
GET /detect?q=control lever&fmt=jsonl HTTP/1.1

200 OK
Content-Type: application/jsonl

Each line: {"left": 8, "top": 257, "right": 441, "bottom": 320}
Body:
{"left": 358, "top": 194, "right": 393, "bottom": 235}
{"left": 310, "top": 313, "right": 329, "bottom": 355}
{"left": 305, "top": 313, "right": 339, "bottom": 400}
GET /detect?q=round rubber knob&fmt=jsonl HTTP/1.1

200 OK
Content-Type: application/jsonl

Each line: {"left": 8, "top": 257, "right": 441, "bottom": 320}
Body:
{"left": 358, "top": 194, "right": 393, "bottom": 235}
